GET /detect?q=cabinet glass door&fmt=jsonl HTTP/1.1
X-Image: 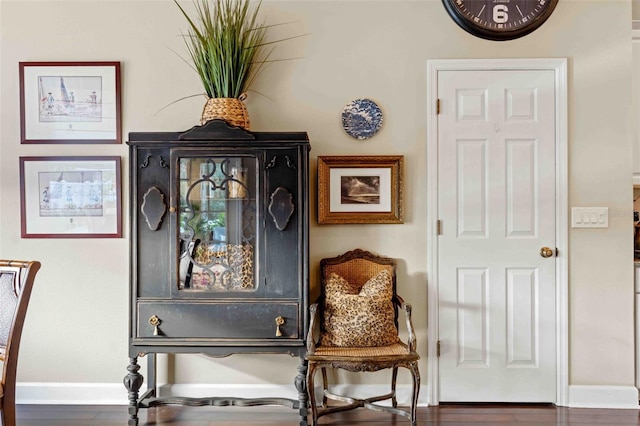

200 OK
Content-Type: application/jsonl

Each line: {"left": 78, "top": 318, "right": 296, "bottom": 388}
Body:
{"left": 177, "top": 156, "right": 257, "bottom": 292}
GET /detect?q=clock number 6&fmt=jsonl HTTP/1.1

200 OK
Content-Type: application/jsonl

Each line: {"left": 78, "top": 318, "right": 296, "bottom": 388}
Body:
{"left": 493, "top": 5, "right": 508, "bottom": 23}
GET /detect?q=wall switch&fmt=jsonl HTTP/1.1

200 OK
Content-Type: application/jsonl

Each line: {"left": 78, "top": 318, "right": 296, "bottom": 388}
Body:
{"left": 571, "top": 207, "right": 609, "bottom": 228}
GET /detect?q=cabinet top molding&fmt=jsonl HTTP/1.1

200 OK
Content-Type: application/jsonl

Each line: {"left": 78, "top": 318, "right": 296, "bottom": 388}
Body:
{"left": 128, "top": 119, "right": 309, "bottom": 144}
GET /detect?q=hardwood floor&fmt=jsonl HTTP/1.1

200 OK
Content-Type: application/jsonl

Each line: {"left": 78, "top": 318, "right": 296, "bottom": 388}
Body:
{"left": 12, "top": 403, "right": 640, "bottom": 425}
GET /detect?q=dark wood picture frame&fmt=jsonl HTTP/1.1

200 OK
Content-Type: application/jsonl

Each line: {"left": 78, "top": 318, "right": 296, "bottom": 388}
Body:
{"left": 19, "top": 61, "right": 121, "bottom": 144}
{"left": 317, "top": 155, "right": 404, "bottom": 224}
{"left": 19, "top": 156, "right": 122, "bottom": 238}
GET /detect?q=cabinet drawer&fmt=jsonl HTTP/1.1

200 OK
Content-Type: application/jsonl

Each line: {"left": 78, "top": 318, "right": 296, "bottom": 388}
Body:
{"left": 137, "top": 302, "right": 299, "bottom": 339}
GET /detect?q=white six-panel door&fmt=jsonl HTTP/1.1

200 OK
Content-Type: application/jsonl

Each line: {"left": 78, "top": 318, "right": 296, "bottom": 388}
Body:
{"left": 437, "top": 69, "right": 557, "bottom": 402}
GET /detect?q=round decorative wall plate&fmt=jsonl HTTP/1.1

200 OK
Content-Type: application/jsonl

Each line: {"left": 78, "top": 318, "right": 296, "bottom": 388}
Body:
{"left": 341, "top": 98, "right": 383, "bottom": 140}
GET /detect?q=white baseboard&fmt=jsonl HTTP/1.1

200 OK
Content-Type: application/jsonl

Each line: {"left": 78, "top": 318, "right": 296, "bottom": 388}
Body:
{"left": 16, "top": 382, "right": 139, "bottom": 405}
{"left": 16, "top": 382, "right": 429, "bottom": 406}
{"left": 568, "top": 385, "right": 639, "bottom": 409}
{"left": 24, "top": 382, "right": 637, "bottom": 409}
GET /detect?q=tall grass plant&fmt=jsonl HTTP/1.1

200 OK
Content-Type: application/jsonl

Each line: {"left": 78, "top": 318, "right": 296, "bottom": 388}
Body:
{"left": 174, "top": 0, "right": 270, "bottom": 99}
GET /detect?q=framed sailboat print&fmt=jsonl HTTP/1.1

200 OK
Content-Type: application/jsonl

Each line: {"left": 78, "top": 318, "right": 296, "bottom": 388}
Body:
{"left": 19, "top": 62, "right": 121, "bottom": 144}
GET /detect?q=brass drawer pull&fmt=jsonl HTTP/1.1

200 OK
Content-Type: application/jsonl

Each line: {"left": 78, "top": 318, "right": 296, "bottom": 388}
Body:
{"left": 275, "top": 316, "right": 285, "bottom": 337}
{"left": 149, "top": 315, "right": 162, "bottom": 336}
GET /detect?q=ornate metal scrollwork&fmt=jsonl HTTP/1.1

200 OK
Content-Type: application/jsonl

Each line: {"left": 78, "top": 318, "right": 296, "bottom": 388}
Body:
{"left": 179, "top": 157, "right": 257, "bottom": 291}
{"left": 285, "top": 156, "right": 296, "bottom": 169}
{"left": 265, "top": 156, "right": 278, "bottom": 169}
{"left": 140, "top": 154, "right": 151, "bottom": 169}
{"left": 266, "top": 155, "right": 297, "bottom": 170}
{"left": 140, "top": 155, "right": 169, "bottom": 169}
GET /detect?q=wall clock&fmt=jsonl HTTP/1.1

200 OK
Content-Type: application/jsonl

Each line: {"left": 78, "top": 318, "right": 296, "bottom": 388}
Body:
{"left": 442, "top": 0, "right": 558, "bottom": 41}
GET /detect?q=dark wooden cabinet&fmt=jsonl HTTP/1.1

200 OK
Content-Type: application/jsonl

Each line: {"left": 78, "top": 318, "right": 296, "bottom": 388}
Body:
{"left": 123, "top": 120, "right": 310, "bottom": 425}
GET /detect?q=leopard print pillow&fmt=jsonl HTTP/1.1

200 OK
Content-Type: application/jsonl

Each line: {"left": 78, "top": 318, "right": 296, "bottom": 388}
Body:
{"left": 320, "top": 270, "right": 399, "bottom": 347}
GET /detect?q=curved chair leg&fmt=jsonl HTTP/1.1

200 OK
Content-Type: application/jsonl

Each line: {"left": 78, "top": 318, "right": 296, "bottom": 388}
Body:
{"left": 409, "top": 362, "right": 421, "bottom": 425}
{"left": 321, "top": 367, "right": 329, "bottom": 408}
{"left": 306, "top": 363, "right": 318, "bottom": 426}
{"left": 391, "top": 367, "right": 399, "bottom": 408}
{"left": 2, "top": 394, "right": 16, "bottom": 426}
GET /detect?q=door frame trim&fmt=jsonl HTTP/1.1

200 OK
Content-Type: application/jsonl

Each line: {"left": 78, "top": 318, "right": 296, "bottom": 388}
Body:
{"left": 426, "top": 58, "right": 569, "bottom": 406}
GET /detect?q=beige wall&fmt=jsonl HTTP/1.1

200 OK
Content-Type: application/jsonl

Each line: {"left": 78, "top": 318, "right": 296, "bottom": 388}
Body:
{"left": 0, "top": 0, "right": 635, "bottom": 397}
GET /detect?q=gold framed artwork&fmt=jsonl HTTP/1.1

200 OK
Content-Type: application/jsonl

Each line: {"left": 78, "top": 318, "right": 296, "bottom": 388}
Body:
{"left": 317, "top": 155, "right": 404, "bottom": 224}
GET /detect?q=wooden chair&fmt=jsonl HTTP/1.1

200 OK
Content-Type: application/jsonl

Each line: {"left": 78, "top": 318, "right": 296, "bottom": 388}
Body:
{"left": 0, "top": 260, "right": 41, "bottom": 426}
{"left": 305, "top": 249, "right": 420, "bottom": 425}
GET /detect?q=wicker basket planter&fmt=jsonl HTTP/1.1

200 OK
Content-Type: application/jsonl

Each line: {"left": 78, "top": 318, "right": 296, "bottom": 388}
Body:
{"left": 201, "top": 97, "right": 250, "bottom": 130}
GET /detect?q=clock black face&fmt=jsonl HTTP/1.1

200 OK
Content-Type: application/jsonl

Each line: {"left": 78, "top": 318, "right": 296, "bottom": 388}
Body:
{"left": 442, "top": 0, "right": 558, "bottom": 41}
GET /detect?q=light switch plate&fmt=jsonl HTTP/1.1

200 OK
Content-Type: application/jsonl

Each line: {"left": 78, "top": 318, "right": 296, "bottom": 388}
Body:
{"left": 571, "top": 207, "right": 609, "bottom": 228}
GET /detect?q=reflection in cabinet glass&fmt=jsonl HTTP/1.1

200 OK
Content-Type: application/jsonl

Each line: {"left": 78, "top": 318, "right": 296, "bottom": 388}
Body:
{"left": 178, "top": 156, "right": 257, "bottom": 291}
{"left": 124, "top": 120, "right": 310, "bottom": 426}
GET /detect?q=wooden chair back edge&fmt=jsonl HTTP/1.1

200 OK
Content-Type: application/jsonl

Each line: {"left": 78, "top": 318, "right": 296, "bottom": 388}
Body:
{"left": 1, "top": 260, "right": 41, "bottom": 403}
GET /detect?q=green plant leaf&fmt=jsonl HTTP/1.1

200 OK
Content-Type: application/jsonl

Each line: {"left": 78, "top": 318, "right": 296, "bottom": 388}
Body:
{"left": 173, "top": 0, "right": 304, "bottom": 100}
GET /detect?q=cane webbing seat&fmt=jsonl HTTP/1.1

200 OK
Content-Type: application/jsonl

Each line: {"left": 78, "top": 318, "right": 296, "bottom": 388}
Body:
{"left": 309, "top": 342, "right": 413, "bottom": 358}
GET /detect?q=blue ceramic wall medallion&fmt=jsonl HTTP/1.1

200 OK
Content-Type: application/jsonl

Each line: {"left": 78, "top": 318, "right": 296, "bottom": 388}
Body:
{"left": 341, "top": 98, "right": 383, "bottom": 140}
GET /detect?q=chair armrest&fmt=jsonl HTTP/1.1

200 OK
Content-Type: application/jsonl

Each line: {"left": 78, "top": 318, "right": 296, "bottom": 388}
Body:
{"left": 394, "top": 295, "right": 417, "bottom": 352}
{"left": 306, "top": 302, "right": 319, "bottom": 354}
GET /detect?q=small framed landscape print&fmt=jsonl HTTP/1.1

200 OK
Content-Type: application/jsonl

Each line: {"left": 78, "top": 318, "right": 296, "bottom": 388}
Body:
{"left": 19, "top": 61, "right": 121, "bottom": 144}
{"left": 317, "top": 155, "right": 404, "bottom": 224}
{"left": 19, "top": 156, "right": 122, "bottom": 238}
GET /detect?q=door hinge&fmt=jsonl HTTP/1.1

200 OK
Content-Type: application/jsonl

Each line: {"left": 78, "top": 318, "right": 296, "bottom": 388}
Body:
{"left": 436, "top": 98, "right": 441, "bottom": 115}
{"left": 437, "top": 340, "right": 441, "bottom": 357}
{"left": 437, "top": 220, "right": 442, "bottom": 235}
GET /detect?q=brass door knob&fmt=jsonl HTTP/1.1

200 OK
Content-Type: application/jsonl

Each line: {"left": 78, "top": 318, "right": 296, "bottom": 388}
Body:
{"left": 540, "top": 247, "right": 554, "bottom": 258}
